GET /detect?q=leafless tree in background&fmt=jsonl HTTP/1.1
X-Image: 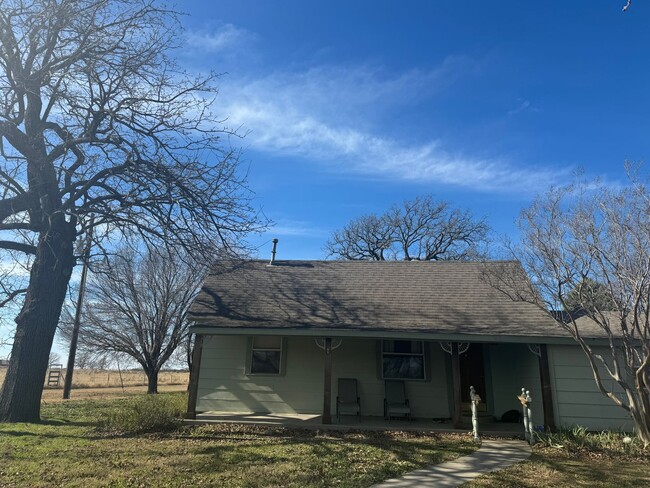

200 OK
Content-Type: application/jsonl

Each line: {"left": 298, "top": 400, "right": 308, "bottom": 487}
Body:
{"left": 326, "top": 195, "right": 490, "bottom": 261}
{"left": 0, "top": 0, "right": 262, "bottom": 422}
{"left": 169, "top": 332, "right": 194, "bottom": 373}
{"left": 0, "top": 257, "right": 29, "bottom": 344}
{"left": 487, "top": 173, "right": 650, "bottom": 445}
{"left": 326, "top": 214, "right": 394, "bottom": 260}
{"left": 47, "top": 352, "right": 61, "bottom": 368}
{"left": 62, "top": 245, "right": 207, "bottom": 394}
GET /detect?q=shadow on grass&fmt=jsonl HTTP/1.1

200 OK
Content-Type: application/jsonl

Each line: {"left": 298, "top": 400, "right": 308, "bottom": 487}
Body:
{"left": 0, "top": 427, "right": 112, "bottom": 441}
{"left": 40, "top": 418, "right": 97, "bottom": 427}
{"left": 470, "top": 450, "right": 650, "bottom": 488}
{"left": 171, "top": 425, "right": 476, "bottom": 487}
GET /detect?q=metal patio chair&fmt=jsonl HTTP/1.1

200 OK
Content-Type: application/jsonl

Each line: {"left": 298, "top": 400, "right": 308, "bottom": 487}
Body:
{"left": 336, "top": 378, "right": 361, "bottom": 422}
{"left": 384, "top": 380, "right": 411, "bottom": 420}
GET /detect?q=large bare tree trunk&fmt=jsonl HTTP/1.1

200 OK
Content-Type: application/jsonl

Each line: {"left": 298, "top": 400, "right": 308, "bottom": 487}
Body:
{"left": 0, "top": 220, "right": 75, "bottom": 422}
{"left": 146, "top": 369, "right": 159, "bottom": 395}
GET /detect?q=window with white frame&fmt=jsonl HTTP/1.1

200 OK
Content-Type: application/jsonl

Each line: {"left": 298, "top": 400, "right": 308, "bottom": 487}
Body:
{"left": 249, "top": 336, "right": 283, "bottom": 375}
{"left": 382, "top": 340, "right": 425, "bottom": 380}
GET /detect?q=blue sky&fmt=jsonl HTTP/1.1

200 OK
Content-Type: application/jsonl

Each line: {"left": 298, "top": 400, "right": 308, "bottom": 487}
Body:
{"left": 179, "top": 1, "right": 650, "bottom": 260}
{"left": 4, "top": 1, "right": 650, "bottom": 359}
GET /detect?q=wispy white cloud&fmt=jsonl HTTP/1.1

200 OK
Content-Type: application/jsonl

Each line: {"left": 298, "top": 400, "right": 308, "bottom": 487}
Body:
{"left": 219, "top": 62, "right": 569, "bottom": 193}
{"left": 268, "top": 219, "right": 328, "bottom": 238}
{"left": 186, "top": 24, "right": 253, "bottom": 54}
{"left": 225, "top": 58, "right": 475, "bottom": 124}
{"left": 508, "top": 98, "right": 538, "bottom": 116}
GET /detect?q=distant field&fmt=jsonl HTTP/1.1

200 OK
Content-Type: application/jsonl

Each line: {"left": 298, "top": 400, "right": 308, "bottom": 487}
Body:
{"left": 0, "top": 366, "right": 188, "bottom": 390}
{"left": 41, "top": 383, "right": 188, "bottom": 402}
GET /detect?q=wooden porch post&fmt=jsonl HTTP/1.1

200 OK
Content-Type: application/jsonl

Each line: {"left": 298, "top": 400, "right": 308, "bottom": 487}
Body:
{"left": 538, "top": 344, "right": 557, "bottom": 431}
{"left": 186, "top": 334, "right": 204, "bottom": 420}
{"left": 322, "top": 337, "right": 332, "bottom": 424}
{"left": 451, "top": 342, "right": 462, "bottom": 429}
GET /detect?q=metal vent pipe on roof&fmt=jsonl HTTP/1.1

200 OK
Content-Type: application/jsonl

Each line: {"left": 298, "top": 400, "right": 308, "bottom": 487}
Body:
{"left": 269, "top": 238, "right": 278, "bottom": 265}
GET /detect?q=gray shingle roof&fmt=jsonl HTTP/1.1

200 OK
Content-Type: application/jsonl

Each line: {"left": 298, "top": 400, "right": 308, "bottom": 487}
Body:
{"left": 189, "top": 260, "right": 578, "bottom": 340}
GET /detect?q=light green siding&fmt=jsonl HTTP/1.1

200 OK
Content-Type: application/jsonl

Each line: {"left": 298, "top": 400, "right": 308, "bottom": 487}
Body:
{"left": 487, "top": 344, "right": 543, "bottom": 426}
{"left": 197, "top": 335, "right": 323, "bottom": 413}
{"left": 547, "top": 345, "right": 632, "bottom": 431}
{"left": 197, "top": 335, "right": 451, "bottom": 418}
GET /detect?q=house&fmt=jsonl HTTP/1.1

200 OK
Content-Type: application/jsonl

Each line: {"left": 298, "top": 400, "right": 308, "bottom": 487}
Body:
{"left": 187, "top": 259, "right": 631, "bottom": 431}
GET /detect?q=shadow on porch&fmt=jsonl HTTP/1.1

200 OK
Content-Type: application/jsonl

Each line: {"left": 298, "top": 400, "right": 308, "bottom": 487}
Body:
{"left": 185, "top": 412, "right": 526, "bottom": 437}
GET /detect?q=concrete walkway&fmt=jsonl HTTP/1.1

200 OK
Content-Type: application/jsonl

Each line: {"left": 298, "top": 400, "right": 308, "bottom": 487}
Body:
{"left": 372, "top": 439, "right": 532, "bottom": 487}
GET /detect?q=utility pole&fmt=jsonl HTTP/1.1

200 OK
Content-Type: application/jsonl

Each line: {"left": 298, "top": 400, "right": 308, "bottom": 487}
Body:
{"left": 62, "top": 217, "right": 94, "bottom": 399}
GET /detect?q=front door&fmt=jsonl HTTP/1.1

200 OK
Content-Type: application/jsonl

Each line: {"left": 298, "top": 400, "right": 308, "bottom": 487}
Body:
{"left": 459, "top": 344, "right": 487, "bottom": 412}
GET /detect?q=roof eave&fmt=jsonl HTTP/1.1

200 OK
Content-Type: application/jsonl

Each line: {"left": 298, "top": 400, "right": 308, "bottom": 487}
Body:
{"left": 188, "top": 323, "right": 611, "bottom": 346}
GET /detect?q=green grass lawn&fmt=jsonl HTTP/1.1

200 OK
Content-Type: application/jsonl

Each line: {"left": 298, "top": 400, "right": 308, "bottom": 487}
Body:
{"left": 468, "top": 427, "right": 650, "bottom": 488}
{"left": 467, "top": 449, "right": 650, "bottom": 488}
{"left": 2, "top": 394, "right": 649, "bottom": 487}
{"left": 0, "top": 393, "right": 476, "bottom": 487}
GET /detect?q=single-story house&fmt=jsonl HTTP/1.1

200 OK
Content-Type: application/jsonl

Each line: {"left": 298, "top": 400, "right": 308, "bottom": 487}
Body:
{"left": 186, "top": 259, "right": 632, "bottom": 431}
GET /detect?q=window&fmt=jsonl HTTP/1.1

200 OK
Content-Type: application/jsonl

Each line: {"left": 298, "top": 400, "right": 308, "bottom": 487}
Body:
{"left": 382, "top": 340, "right": 425, "bottom": 380}
{"left": 249, "top": 336, "right": 283, "bottom": 375}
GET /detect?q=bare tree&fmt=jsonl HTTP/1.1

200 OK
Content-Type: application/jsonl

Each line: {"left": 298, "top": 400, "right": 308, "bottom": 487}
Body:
{"left": 0, "top": 248, "right": 32, "bottom": 335}
{"left": 0, "top": 0, "right": 261, "bottom": 422}
{"left": 48, "top": 352, "right": 61, "bottom": 368}
{"left": 73, "top": 349, "right": 109, "bottom": 370}
{"left": 62, "top": 245, "right": 206, "bottom": 394}
{"left": 488, "top": 176, "right": 650, "bottom": 444}
{"left": 326, "top": 214, "right": 393, "bottom": 260}
{"left": 326, "top": 195, "right": 490, "bottom": 261}
{"left": 169, "top": 332, "right": 194, "bottom": 372}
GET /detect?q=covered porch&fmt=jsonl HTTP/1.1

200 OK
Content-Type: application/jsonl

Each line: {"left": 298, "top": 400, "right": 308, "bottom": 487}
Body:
{"left": 186, "top": 333, "right": 555, "bottom": 431}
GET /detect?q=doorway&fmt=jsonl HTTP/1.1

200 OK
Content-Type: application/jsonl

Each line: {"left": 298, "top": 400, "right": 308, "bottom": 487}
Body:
{"left": 459, "top": 343, "right": 487, "bottom": 413}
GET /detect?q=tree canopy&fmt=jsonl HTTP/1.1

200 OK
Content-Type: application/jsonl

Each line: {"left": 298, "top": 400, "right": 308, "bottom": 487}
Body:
{"left": 0, "top": 0, "right": 261, "bottom": 422}
{"left": 61, "top": 245, "right": 205, "bottom": 393}
{"left": 564, "top": 278, "right": 617, "bottom": 315}
{"left": 326, "top": 195, "right": 490, "bottom": 261}
{"left": 489, "top": 172, "right": 650, "bottom": 445}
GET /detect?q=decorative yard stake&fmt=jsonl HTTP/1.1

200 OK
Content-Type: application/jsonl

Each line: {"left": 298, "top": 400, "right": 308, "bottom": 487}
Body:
{"left": 517, "top": 388, "right": 534, "bottom": 444}
{"left": 470, "top": 386, "right": 481, "bottom": 441}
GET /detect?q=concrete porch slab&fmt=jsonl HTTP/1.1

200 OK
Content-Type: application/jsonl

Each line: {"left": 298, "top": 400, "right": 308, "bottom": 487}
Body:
{"left": 185, "top": 412, "right": 525, "bottom": 436}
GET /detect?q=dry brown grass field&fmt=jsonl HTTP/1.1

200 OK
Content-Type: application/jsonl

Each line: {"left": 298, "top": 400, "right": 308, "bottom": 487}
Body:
{"left": 0, "top": 366, "right": 188, "bottom": 402}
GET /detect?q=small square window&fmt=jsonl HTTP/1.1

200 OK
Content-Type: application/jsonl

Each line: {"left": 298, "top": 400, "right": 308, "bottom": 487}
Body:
{"left": 251, "top": 350, "right": 281, "bottom": 374}
{"left": 249, "top": 336, "right": 283, "bottom": 375}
